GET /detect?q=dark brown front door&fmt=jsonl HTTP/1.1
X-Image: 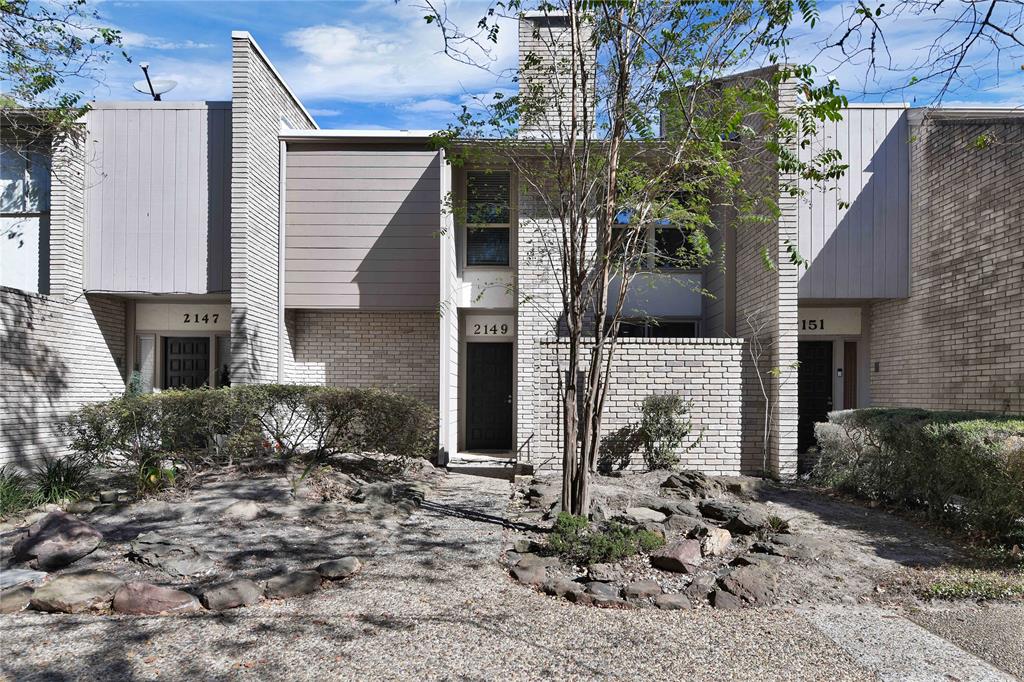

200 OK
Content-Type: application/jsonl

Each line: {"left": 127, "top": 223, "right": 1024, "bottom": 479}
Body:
{"left": 798, "top": 340, "right": 833, "bottom": 453}
{"left": 163, "top": 337, "right": 210, "bottom": 389}
{"left": 466, "top": 342, "right": 513, "bottom": 450}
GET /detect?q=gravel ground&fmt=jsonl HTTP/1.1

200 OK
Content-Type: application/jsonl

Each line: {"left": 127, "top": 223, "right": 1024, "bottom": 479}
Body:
{"left": 0, "top": 473, "right": 1013, "bottom": 681}
{"left": 906, "top": 603, "right": 1024, "bottom": 679}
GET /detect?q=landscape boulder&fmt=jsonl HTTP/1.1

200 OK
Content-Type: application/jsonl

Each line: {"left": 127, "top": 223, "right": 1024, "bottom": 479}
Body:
{"left": 661, "top": 471, "right": 724, "bottom": 500}
{"left": 0, "top": 569, "right": 48, "bottom": 591}
{"left": 511, "top": 563, "right": 547, "bottom": 586}
{"left": 128, "top": 532, "right": 216, "bottom": 577}
{"left": 264, "top": 570, "right": 322, "bottom": 599}
{"left": 0, "top": 586, "right": 34, "bottom": 614}
{"left": 10, "top": 511, "right": 102, "bottom": 570}
{"left": 718, "top": 565, "right": 776, "bottom": 606}
{"left": 200, "top": 579, "right": 262, "bottom": 611}
{"left": 697, "top": 527, "right": 732, "bottom": 557}
{"left": 654, "top": 593, "right": 692, "bottom": 610}
{"left": 30, "top": 570, "right": 123, "bottom": 613}
{"left": 765, "top": 534, "right": 830, "bottom": 560}
{"left": 664, "top": 514, "right": 706, "bottom": 535}
{"left": 317, "top": 557, "right": 362, "bottom": 580}
{"left": 621, "top": 507, "right": 668, "bottom": 525}
{"left": 650, "top": 539, "right": 702, "bottom": 573}
{"left": 585, "top": 581, "right": 625, "bottom": 606}
{"left": 112, "top": 581, "right": 202, "bottom": 615}
{"left": 542, "top": 578, "right": 586, "bottom": 599}
{"left": 587, "top": 563, "right": 624, "bottom": 582}
{"left": 710, "top": 588, "right": 743, "bottom": 610}
{"left": 221, "top": 500, "right": 262, "bottom": 522}
{"left": 623, "top": 579, "right": 662, "bottom": 599}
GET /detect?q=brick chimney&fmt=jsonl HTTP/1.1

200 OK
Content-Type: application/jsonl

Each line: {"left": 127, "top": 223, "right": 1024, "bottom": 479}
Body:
{"left": 518, "top": 10, "right": 595, "bottom": 138}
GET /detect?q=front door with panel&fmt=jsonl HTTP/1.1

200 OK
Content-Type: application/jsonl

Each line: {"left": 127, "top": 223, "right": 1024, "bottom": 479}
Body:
{"left": 798, "top": 340, "right": 833, "bottom": 453}
{"left": 466, "top": 342, "right": 513, "bottom": 450}
{"left": 163, "top": 337, "right": 210, "bottom": 389}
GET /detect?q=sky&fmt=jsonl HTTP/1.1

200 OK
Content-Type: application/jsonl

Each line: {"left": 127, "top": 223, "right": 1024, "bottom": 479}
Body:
{"left": 88, "top": 0, "right": 1022, "bottom": 131}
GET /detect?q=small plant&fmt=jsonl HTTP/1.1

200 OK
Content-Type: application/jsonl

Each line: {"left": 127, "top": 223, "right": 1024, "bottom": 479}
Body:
{"left": 546, "top": 512, "right": 666, "bottom": 565}
{"left": 764, "top": 514, "right": 791, "bottom": 534}
{"left": 638, "top": 394, "right": 700, "bottom": 471}
{"left": 923, "top": 569, "right": 1024, "bottom": 601}
{"left": 31, "top": 456, "right": 92, "bottom": 504}
{"left": 0, "top": 466, "right": 38, "bottom": 516}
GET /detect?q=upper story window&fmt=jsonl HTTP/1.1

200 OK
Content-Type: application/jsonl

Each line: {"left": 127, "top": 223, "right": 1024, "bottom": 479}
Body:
{"left": 465, "top": 170, "right": 511, "bottom": 267}
{"left": 1, "top": 141, "right": 51, "bottom": 294}
{"left": 610, "top": 208, "right": 704, "bottom": 272}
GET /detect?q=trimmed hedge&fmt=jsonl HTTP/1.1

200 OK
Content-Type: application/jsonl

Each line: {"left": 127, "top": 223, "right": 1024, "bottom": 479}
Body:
{"left": 812, "top": 408, "right": 1024, "bottom": 545}
{"left": 61, "top": 385, "right": 437, "bottom": 488}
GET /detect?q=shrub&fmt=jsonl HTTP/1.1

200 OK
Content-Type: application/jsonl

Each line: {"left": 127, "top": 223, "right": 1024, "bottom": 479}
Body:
{"left": 0, "top": 466, "right": 38, "bottom": 516}
{"left": 638, "top": 395, "right": 699, "bottom": 471}
{"left": 812, "top": 409, "right": 1024, "bottom": 545}
{"left": 546, "top": 512, "right": 666, "bottom": 565}
{"left": 30, "top": 456, "right": 92, "bottom": 504}
{"left": 61, "top": 384, "right": 438, "bottom": 492}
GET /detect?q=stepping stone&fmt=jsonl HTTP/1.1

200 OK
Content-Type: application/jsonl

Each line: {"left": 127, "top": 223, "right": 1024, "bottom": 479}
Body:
{"left": 10, "top": 511, "right": 102, "bottom": 570}
{"left": 112, "top": 581, "right": 202, "bottom": 615}
{"left": 317, "top": 557, "right": 362, "bottom": 580}
{"left": 129, "top": 532, "right": 216, "bottom": 577}
{"left": 30, "top": 570, "right": 123, "bottom": 613}
{"left": 200, "top": 579, "right": 262, "bottom": 611}
{"left": 264, "top": 570, "right": 321, "bottom": 599}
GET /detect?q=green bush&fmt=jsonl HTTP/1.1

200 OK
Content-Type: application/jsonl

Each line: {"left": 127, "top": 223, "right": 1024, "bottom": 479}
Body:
{"left": 0, "top": 466, "right": 38, "bottom": 516}
{"left": 813, "top": 409, "right": 1024, "bottom": 545}
{"left": 61, "top": 385, "right": 438, "bottom": 492}
{"left": 546, "top": 512, "right": 666, "bottom": 565}
{"left": 30, "top": 456, "right": 92, "bottom": 504}
{"left": 638, "top": 394, "right": 699, "bottom": 471}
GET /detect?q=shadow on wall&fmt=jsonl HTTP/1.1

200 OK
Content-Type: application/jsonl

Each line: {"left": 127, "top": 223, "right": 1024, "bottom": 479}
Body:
{"left": 205, "top": 104, "right": 232, "bottom": 295}
{"left": 0, "top": 290, "right": 69, "bottom": 469}
{"left": 230, "top": 308, "right": 264, "bottom": 385}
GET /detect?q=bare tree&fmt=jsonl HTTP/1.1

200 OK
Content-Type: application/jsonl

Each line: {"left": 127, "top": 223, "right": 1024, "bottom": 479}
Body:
{"left": 425, "top": 0, "right": 846, "bottom": 516}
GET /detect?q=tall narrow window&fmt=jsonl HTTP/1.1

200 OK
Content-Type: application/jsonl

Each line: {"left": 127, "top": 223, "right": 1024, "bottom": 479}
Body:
{"left": 216, "top": 335, "right": 232, "bottom": 387}
{"left": 135, "top": 335, "right": 156, "bottom": 393}
{"left": 465, "top": 170, "right": 510, "bottom": 266}
{"left": 1, "top": 142, "right": 50, "bottom": 293}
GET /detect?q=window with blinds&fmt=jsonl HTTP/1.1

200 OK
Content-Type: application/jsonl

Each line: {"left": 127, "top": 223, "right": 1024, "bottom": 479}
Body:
{"left": 465, "top": 170, "right": 511, "bottom": 266}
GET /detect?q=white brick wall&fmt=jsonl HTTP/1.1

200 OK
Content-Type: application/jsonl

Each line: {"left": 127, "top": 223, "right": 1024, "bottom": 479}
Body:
{"left": 283, "top": 310, "right": 439, "bottom": 406}
{"left": 530, "top": 338, "right": 747, "bottom": 475}
{"left": 869, "top": 117, "right": 1024, "bottom": 413}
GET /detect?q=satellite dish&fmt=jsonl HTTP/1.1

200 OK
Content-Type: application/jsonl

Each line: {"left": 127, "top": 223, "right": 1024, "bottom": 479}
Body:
{"left": 133, "top": 63, "right": 177, "bottom": 101}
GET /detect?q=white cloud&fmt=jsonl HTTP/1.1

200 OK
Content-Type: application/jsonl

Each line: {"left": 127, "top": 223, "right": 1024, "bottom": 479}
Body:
{"left": 281, "top": 1, "right": 517, "bottom": 103}
{"left": 119, "top": 30, "right": 214, "bottom": 50}
{"left": 308, "top": 107, "right": 344, "bottom": 117}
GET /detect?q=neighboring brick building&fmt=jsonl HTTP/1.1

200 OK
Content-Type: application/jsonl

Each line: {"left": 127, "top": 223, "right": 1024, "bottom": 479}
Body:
{"left": 2, "top": 17, "right": 1020, "bottom": 478}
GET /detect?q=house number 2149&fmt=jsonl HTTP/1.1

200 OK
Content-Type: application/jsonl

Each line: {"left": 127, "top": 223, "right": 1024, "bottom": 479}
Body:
{"left": 183, "top": 313, "right": 220, "bottom": 324}
{"left": 473, "top": 323, "right": 509, "bottom": 335}
{"left": 801, "top": 319, "right": 825, "bottom": 331}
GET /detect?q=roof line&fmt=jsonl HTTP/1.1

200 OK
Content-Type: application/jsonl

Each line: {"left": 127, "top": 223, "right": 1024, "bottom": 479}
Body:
{"left": 231, "top": 30, "right": 318, "bottom": 130}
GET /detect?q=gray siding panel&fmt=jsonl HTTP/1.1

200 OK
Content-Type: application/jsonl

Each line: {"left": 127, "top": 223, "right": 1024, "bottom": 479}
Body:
{"left": 798, "top": 107, "right": 909, "bottom": 300}
{"left": 284, "top": 146, "right": 441, "bottom": 309}
{"left": 84, "top": 104, "right": 231, "bottom": 294}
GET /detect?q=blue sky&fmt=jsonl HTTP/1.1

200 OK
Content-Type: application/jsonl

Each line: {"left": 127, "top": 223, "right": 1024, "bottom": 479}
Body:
{"left": 90, "top": 0, "right": 1021, "bottom": 130}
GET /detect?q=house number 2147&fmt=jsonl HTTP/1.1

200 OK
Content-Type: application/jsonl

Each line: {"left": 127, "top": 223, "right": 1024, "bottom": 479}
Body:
{"left": 183, "top": 313, "right": 219, "bottom": 324}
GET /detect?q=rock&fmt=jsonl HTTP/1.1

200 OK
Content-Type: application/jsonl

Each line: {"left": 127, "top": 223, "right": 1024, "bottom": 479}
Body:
{"left": 718, "top": 566, "right": 776, "bottom": 606}
{"left": 0, "top": 568, "right": 49, "bottom": 591}
{"left": 66, "top": 500, "right": 98, "bottom": 514}
{"left": 112, "top": 581, "right": 202, "bottom": 615}
{"left": 0, "top": 586, "right": 34, "bottom": 614}
{"left": 516, "top": 553, "right": 560, "bottom": 570}
{"left": 10, "top": 511, "right": 103, "bottom": 570}
{"left": 731, "top": 553, "right": 785, "bottom": 568}
{"left": 542, "top": 578, "right": 585, "bottom": 599}
{"left": 768, "top": 534, "right": 830, "bottom": 560}
{"left": 221, "top": 500, "right": 262, "bottom": 522}
{"left": 317, "top": 557, "right": 362, "bottom": 580}
{"left": 264, "top": 570, "right": 322, "bottom": 599}
{"left": 511, "top": 538, "right": 534, "bottom": 553}
{"left": 654, "top": 593, "right": 692, "bottom": 610}
{"left": 510, "top": 563, "right": 546, "bottom": 586}
{"left": 650, "top": 540, "right": 702, "bottom": 573}
{"left": 98, "top": 490, "right": 120, "bottom": 503}
{"left": 128, "top": 532, "right": 216, "bottom": 577}
{"left": 564, "top": 589, "right": 593, "bottom": 605}
{"left": 624, "top": 579, "right": 662, "bottom": 599}
{"left": 725, "top": 507, "right": 770, "bottom": 535}
{"left": 698, "top": 499, "right": 745, "bottom": 522}
{"left": 698, "top": 527, "right": 732, "bottom": 557}
{"left": 587, "top": 563, "right": 624, "bottom": 582}
{"left": 30, "top": 570, "right": 123, "bottom": 613}
{"left": 665, "top": 514, "right": 707, "bottom": 535}
{"left": 621, "top": 507, "right": 668, "bottom": 524}
{"left": 505, "top": 551, "right": 523, "bottom": 567}
{"left": 585, "top": 581, "right": 624, "bottom": 606}
{"left": 661, "top": 471, "right": 724, "bottom": 499}
{"left": 199, "top": 579, "right": 262, "bottom": 611}
{"left": 710, "top": 588, "right": 744, "bottom": 610}
{"left": 665, "top": 500, "right": 700, "bottom": 517}
{"left": 352, "top": 482, "right": 427, "bottom": 506}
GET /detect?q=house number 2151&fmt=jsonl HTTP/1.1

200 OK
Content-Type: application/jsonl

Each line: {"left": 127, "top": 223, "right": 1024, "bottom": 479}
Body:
{"left": 801, "top": 319, "right": 825, "bottom": 331}
{"left": 183, "top": 313, "right": 220, "bottom": 324}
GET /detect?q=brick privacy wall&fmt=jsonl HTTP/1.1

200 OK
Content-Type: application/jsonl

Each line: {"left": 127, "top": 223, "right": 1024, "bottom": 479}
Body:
{"left": 869, "top": 117, "right": 1024, "bottom": 413}
{"left": 530, "top": 338, "right": 746, "bottom": 475}
{"left": 283, "top": 310, "right": 439, "bottom": 407}
{"left": 1, "top": 136, "right": 127, "bottom": 469}
{"left": 230, "top": 34, "right": 315, "bottom": 384}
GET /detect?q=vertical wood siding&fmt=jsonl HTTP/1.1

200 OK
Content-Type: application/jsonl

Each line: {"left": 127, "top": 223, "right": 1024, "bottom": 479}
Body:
{"left": 284, "top": 143, "right": 441, "bottom": 309}
{"left": 84, "top": 103, "right": 231, "bottom": 294}
{"left": 797, "top": 107, "right": 910, "bottom": 299}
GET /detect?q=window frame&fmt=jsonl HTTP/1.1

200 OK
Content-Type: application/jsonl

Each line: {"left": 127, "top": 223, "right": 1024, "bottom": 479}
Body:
{"left": 461, "top": 168, "right": 515, "bottom": 270}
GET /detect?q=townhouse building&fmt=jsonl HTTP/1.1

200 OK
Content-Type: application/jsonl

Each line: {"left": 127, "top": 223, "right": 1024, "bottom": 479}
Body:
{"left": 2, "top": 19, "right": 1021, "bottom": 477}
